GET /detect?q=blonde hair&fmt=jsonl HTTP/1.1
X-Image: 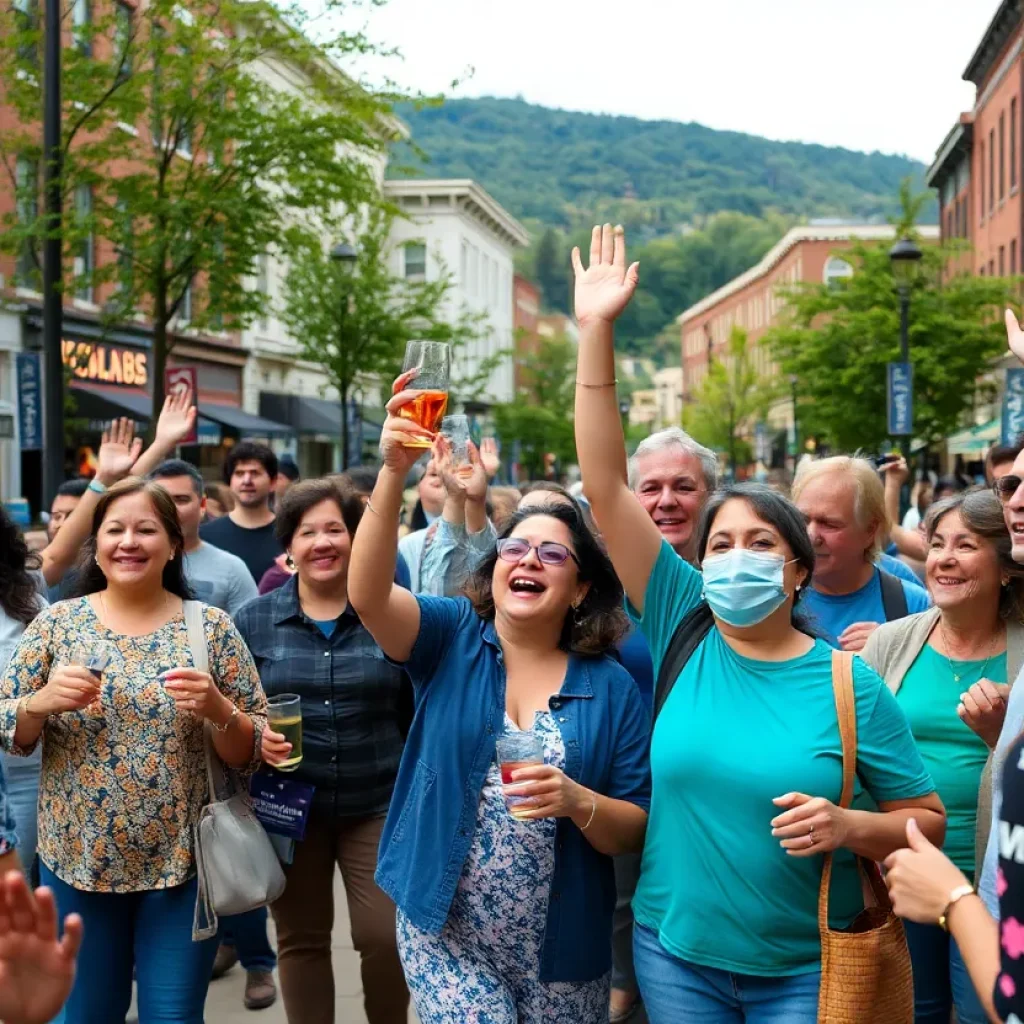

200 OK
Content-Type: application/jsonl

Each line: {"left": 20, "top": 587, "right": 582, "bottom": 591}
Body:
{"left": 792, "top": 456, "right": 890, "bottom": 560}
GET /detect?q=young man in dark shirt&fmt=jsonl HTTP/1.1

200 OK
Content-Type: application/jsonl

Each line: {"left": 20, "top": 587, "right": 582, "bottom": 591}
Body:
{"left": 200, "top": 441, "right": 283, "bottom": 583}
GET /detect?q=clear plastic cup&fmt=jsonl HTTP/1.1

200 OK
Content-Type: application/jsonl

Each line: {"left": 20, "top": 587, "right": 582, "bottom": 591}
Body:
{"left": 496, "top": 731, "right": 544, "bottom": 819}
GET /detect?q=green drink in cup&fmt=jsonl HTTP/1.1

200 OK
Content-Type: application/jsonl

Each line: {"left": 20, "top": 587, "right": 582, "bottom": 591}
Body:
{"left": 267, "top": 694, "right": 303, "bottom": 771}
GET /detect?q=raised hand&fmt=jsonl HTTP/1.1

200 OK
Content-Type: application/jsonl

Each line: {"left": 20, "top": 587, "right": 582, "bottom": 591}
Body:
{"left": 154, "top": 388, "right": 197, "bottom": 449}
{"left": 572, "top": 224, "right": 640, "bottom": 327}
{"left": 0, "top": 871, "right": 82, "bottom": 1024}
{"left": 1007, "top": 308, "right": 1024, "bottom": 365}
{"left": 96, "top": 417, "right": 143, "bottom": 486}
{"left": 435, "top": 437, "right": 488, "bottom": 504}
{"left": 879, "top": 456, "right": 909, "bottom": 489}
{"left": 479, "top": 437, "right": 501, "bottom": 480}
{"left": 380, "top": 372, "right": 436, "bottom": 475}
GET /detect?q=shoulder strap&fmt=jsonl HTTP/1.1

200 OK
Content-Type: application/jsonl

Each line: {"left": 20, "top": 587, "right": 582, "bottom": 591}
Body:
{"left": 653, "top": 602, "right": 715, "bottom": 722}
{"left": 878, "top": 569, "right": 909, "bottom": 622}
{"left": 183, "top": 601, "right": 223, "bottom": 804}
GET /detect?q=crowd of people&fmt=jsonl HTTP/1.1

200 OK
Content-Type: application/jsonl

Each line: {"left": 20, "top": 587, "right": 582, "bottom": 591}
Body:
{"left": 2, "top": 226, "right": 1024, "bottom": 1023}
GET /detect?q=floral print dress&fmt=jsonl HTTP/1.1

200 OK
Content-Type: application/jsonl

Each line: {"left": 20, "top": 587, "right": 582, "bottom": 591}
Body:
{"left": 0, "top": 598, "right": 266, "bottom": 892}
{"left": 397, "top": 710, "right": 610, "bottom": 1024}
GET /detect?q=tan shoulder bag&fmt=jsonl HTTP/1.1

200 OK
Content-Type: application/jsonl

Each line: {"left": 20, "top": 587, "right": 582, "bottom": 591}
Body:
{"left": 817, "top": 650, "right": 913, "bottom": 1024}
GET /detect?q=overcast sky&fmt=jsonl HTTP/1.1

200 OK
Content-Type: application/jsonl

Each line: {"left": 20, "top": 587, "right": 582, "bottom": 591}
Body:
{"left": 335, "top": 0, "right": 999, "bottom": 165}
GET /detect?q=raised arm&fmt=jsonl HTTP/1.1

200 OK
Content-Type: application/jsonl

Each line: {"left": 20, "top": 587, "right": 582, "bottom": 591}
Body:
{"left": 131, "top": 388, "right": 198, "bottom": 478}
{"left": 880, "top": 459, "right": 927, "bottom": 561}
{"left": 573, "top": 224, "right": 664, "bottom": 612}
{"left": 348, "top": 375, "right": 429, "bottom": 661}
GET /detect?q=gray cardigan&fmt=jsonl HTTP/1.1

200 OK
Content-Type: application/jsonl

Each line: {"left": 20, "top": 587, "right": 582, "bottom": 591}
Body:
{"left": 860, "top": 607, "right": 1024, "bottom": 879}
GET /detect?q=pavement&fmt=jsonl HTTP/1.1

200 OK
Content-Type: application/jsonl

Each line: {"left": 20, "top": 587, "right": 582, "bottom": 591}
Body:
{"left": 202, "top": 874, "right": 418, "bottom": 1023}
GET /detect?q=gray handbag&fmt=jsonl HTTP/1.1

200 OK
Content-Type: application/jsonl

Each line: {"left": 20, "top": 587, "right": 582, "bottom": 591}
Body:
{"left": 184, "top": 600, "right": 286, "bottom": 941}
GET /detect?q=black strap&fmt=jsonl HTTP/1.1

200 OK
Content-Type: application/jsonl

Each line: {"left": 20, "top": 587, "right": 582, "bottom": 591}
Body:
{"left": 653, "top": 602, "right": 715, "bottom": 721}
{"left": 878, "top": 569, "right": 908, "bottom": 622}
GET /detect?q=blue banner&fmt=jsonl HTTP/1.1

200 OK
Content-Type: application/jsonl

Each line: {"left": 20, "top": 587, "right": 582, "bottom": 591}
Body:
{"left": 887, "top": 362, "right": 913, "bottom": 437}
{"left": 1002, "top": 368, "right": 1024, "bottom": 445}
{"left": 16, "top": 352, "right": 42, "bottom": 451}
{"left": 249, "top": 773, "right": 315, "bottom": 841}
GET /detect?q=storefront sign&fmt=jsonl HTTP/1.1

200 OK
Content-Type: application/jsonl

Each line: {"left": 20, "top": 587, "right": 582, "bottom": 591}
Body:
{"left": 165, "top": 366, "right": 198, "bottom": 444}
{"left": 62, "top": 340, "right": 148, "bottom": 388}
{"left": 1002, "top": 368, "right": 1024, "bottom": 445}
{"left": 15, "top": 352, "right": 42, "bottom": 451}
{"left": 887, "top": 362, "right": 913, "bottom": 437}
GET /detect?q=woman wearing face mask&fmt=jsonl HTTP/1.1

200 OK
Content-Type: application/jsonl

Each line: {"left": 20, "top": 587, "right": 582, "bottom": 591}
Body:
{"left": 573, "top": 223, "right": 945, "bottom": 1022}
{"left": 348, "top": 394, "right": 651, "bottom": 1024}
{"left": 234, "top": 478, "right": 411, "bottom": 1024}
{"left": 0, "top": 478, "right": 266, "bottom": 1023}
{"left": 861, "top": 489, "right": 1024, "bottom": 1024}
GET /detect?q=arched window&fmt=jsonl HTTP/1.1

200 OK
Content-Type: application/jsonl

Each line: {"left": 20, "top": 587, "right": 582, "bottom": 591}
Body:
{"left": 823, "top": 257, "right": 854, "bottom": 289}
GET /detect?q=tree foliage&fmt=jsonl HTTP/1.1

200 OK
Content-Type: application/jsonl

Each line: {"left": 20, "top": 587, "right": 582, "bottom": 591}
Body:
{"left": 280, "top": 207, "right": 485, "bottom": 468}
{"left": 0, "top": 0, "right": 397, "bottom": 421}
{"left": 682, "top": 327, "right": 778, "bottom": 471}
{"left": 765, "top": 209, "right": 1015, "bottom": 452}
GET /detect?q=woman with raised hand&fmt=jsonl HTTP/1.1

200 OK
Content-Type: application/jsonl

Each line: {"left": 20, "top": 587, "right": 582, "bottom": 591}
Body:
{"left": 0, "top": 477, "right": 266, "bottom": 1023}
{"left": 573, "top": 223, "right": 945, "bottom": 1023}
{"left": 348, "top": 388, "right": 651, "bottom": 1024}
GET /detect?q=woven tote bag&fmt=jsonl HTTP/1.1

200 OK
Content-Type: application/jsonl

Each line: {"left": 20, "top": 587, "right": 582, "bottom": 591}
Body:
{"left": 817, "top": 650, "right": 914, "bottom": 1024}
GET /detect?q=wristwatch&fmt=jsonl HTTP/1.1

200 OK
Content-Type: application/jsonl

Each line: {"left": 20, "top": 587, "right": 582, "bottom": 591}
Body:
{"left": 938, "top": 884, "right": 975, "bottom": 931}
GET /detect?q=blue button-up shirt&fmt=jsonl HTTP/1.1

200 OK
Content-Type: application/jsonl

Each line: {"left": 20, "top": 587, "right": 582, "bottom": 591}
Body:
{"left": 375, "top": 595, "right": 651, "bottom": 983}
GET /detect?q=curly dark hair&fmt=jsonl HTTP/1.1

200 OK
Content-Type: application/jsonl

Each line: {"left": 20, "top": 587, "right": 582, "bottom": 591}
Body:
{"left": 0, "top": 504, "right": 43, "bottom": 624}
{"left": 463, "top": 502, "right": 628, "bottom": 655}
{"left": 71, "top": 478, "right": 194, "bottom": 600}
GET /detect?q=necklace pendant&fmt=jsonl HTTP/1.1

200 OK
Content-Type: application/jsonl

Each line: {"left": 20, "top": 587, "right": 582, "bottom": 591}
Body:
{"left": 953, "top": 674, "right": 961, "bottom": 683}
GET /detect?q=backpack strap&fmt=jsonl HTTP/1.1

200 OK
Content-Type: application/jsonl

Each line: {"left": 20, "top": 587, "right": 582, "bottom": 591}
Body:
{"left": 878, "top": 569, "right": 909, "bottom": 622}
{"left": 653, "top": 602, "right": 715, "bottom": 722}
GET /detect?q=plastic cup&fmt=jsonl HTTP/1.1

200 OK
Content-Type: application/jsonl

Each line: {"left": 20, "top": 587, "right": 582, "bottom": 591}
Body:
{"left": 496, "top": 731, "right": 544, "bottom": 819}
{"left": 267, "top": 694, "right": 303, "bottom": 771}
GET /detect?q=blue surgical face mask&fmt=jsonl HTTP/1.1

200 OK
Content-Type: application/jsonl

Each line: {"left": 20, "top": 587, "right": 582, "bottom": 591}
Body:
{"left": 701, "top": 549, "right": 796, "bottom": 628}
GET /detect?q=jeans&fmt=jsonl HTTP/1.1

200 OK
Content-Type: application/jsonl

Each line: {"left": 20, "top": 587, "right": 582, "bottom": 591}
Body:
{"left": 904, "top": 920, "right": 988, "bottom": 1024}
{"left": 612, "top": 852, "right": 642, "bottom": 994}
{"left": 0, "top": 750, "right": 34, "bottom": 870}
{"left": 40, "top": 863, "right": 218, "bottom": 1023}
{"left": 219, "top": 907, "right": 277, "bottom": 972}
{"left": 633, "top": 924, "right": 820, "bottom": 1023}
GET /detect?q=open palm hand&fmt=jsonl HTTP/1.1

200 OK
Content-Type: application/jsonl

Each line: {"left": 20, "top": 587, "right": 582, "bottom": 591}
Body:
{"left": 572, "top": 224, "right": 640, "bottom": 327}
{"left": 0, "top": 873, "right": 82, "bottom": 1024}
{"left": 155, "top": 387, "right": 197, "bottom": 448}
{"left": 96, "top": 418, "right": 143, "bottom": 486}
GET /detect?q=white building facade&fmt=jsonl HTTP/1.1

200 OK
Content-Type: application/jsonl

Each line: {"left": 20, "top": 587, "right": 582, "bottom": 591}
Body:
{"left": 383, "top": 179, "right": 529, "bottom": 409}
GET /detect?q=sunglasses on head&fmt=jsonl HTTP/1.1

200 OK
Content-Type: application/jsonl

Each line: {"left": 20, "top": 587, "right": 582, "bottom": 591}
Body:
{"left": 994, "top": 475, "right": 1024, "bottom": 503}
{"left": 496, "top": 537, "right": 580, "bottom": 567}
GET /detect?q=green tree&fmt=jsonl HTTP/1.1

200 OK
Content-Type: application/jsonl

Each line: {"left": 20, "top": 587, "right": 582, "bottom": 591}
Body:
{"left": 280, "top": 207, "right": 484, "bottom": 469}
{"left": 682, "top": 327, "right": 778, "bottom": 471}
{"left": 0, "top": 0, "right": 395, "bottom": 422}
{"left": 764, "top": 194, "right": 1014, "bottom": 452}
{"left": 533, "top": 227, "right": 568, "bottom": 313}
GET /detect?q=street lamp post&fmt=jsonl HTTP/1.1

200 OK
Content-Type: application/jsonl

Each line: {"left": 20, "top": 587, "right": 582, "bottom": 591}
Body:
{"left": 789, "top": 374, "right": 799, "bottom": 472}
{"left": 889, "top": 237, "right": 923, "bottom": 465}
{"left": 330, "top": 241, "right": 357, "bottom": 470}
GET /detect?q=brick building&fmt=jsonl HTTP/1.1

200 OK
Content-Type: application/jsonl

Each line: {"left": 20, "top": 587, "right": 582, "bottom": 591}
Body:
{"left": 678, "top": 224, "right": 939, "bottom": 467}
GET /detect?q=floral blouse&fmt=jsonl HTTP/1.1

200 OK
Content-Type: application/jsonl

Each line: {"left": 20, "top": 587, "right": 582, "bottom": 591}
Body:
{"left": 0, "top": 598, "right": 267, "bottom": 893}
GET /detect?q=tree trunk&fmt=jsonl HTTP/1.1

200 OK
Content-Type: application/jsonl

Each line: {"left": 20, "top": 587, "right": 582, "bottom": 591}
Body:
{"left": 152, "top": 291, "right": 169, "bottom": 437}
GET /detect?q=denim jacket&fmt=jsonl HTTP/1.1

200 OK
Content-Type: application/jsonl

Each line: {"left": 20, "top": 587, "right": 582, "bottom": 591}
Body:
{"left": 375, "top": 596, "right": 651, "bottom": 983}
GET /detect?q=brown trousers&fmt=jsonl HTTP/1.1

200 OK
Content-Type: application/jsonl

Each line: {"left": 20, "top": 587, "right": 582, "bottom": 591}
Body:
{"left": 271, "top": 812, "right": 409, "bottom": 1024}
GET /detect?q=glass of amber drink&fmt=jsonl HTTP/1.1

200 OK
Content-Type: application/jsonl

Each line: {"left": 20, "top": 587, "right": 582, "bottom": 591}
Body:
{"left": 496, "top": 732, "right": 545, "bottom": 820}
{"left": 399, "top": 341, "right": 451, "bottom": 448}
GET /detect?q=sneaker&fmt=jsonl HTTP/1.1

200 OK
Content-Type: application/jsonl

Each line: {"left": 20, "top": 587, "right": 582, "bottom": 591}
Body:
{"left": 244, "top": 970, "right": 277, "bottom": 1011}
{"left": 211, "top": 943, "right": 239, "bottom": 980}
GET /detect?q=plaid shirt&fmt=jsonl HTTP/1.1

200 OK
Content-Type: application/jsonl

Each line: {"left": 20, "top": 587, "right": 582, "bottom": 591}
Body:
{"left": 234, "top": 576, "right": 405, "bottom": 818}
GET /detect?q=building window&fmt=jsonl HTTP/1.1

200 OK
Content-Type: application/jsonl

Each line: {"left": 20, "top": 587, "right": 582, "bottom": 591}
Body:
{"left": 403, "top": 242, "right": 426, "bottom": 280}
{"left": 1001, "top": 112, "right": 1007, "bottom": 201}
{"left": 946, "top": 208, "right": 953, "bottom": 239}
{"left": 990, "top": 128, "right": 996, "bottom": 213}
{"left": 823, "top": 257, "right": 853, "bottom": 289}
{"left": 981, "top": 139, "right": 987, "bottom": 220}
{"left": 180, "top": 279, "right": 193, "bottom": 324}
{"left": 14, "top": 0, "right": 38, "bottom": 65}
{"left": 1014, "top": 99, "right": 1019, "bottom": 192}
{"left": 991, "top": 259, "right": 996, "bottom": 276}
{"left": 73, "top": 185, "right": 94, "bottom": 302}
{"left": 460, "top": 240, "right": 468, "bottom": 285}
{"left": 1001, "top": 246, "right": 1006, "bottom": 276}
{"left": 72, "top": 0, "right": 91, "bottom": 55}
{"left": 1013, "top": 239, "right": 1019, "bottom": 275}
{"left": 14, "top": 156, "right": 38, "bottom": 287}
{"left": 114, "top": 1, "right": 132, "bottom": 81}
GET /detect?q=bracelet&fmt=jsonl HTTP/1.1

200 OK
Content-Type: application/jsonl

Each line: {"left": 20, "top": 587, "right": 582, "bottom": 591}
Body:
{"left": 938, "top": 884, "right": 975, "bottom": 931}
{"left": 211, "top": 704, "right": 240, "bottom": 733}
{"left": 88, "top": 478, "right": 108, "bottom": 495}
{"left": 18, "top": 693, "right": 47, "bottom": 721}
{"left": 365, "top": 497, "right": 396, "bottom": 521}
{"left": 575, "top": 379, "right": 618, "bottom": 389}
{"left": 579, "top": 794, "right": 598, "bottom": 831}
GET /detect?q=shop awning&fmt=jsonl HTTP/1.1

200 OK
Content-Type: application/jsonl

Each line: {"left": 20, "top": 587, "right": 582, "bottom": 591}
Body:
{"left": 200, "top": 402, "right": 295, "bottom": 439}
{"left": 259, "top": 393, "right": 382, "bottom": 442}
{"left": 945, "top": 419, "right": 999, "bottom": 456}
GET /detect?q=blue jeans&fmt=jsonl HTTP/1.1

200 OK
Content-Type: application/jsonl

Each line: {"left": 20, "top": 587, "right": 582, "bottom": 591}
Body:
{"left": 40, "top": 863, "right": 218, "bottom": 1023}
{"left": 634, "top": 924, "right": 820, "bottom": 1023}
{"left": 2, "top": 749, "right": 40, "bottom": 875}
{"left": 904, "top": 919, "right": 988, "bottom": 1024}
{"left": 219, "top": 907, "right": 277, "bottom": 971}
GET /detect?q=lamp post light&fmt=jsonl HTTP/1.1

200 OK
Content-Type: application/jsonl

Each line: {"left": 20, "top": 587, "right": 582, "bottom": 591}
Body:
{"left": 330, "top": 242, "right": 358, "bottom": 469}
{"left": 889, "top": 237, "right": 923, "bottom": 464}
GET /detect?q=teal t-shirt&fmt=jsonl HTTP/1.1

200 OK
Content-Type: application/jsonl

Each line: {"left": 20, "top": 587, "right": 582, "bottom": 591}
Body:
{"left": 897, "top": 645, "right": 1005, "bottom": 876}
{"left": 631, "top": 542, "right": 935, "bottom": 976}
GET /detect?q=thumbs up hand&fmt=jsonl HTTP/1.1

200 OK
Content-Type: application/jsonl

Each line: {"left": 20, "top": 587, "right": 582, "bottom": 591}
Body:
{"left": 884, "top": 819, "right": 969, "bottom": 924}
